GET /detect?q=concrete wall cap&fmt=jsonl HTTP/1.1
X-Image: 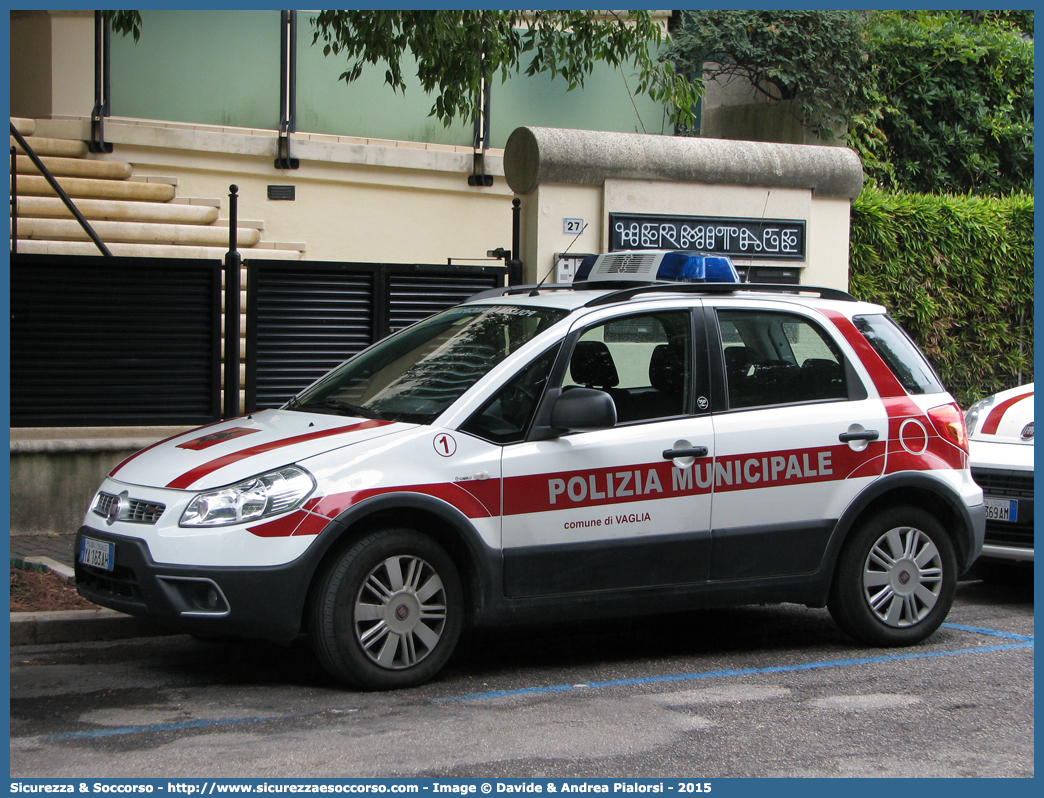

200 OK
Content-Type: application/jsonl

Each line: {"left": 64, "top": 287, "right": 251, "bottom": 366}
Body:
{"left": 504, "top": 126, "right": 864, "bottom": 199}
{"left": 10, "top": 437, "right": 164, "bottom": 454}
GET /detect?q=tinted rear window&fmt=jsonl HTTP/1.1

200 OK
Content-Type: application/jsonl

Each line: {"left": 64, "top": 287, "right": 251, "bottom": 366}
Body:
{"left": 852, "top": 314, "right": 944, "bottom": 395}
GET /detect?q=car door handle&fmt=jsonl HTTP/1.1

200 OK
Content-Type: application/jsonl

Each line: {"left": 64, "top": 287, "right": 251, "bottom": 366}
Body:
{"left": 662, "top": 446, "right": 709, "bottom": 460}
{"left": 838, "top": 430, "right": 880, "bottom": 442}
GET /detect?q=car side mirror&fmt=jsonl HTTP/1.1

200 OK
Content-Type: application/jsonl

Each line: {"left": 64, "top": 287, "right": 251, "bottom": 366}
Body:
{"left": 549, "top": 388, "right": 617, "bottom": 433}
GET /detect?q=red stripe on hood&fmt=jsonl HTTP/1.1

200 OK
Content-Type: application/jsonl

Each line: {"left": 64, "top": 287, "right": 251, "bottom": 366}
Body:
{"left": 982, "top": 391, "right": 1033, "bottom": 435}
{"left": 110, "top": 419, "right": 230, "bottom": 479}
{"left": 166, "top": 420, "right": 393, "bottom": 490}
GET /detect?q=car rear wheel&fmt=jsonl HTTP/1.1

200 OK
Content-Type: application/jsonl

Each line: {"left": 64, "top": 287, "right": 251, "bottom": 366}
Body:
{"left": 309, "top": 528, "right": 463, "bottom": 689}
{"left": 828, "top": 506, "right": 957, "bottom": 646}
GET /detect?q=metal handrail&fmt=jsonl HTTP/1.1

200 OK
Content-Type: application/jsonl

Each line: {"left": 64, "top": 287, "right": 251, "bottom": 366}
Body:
{"left": 10, "top": 146, "right": 17, "bottom": 253}
{"left": 10, "top": 122, "right": 112, "bottom": 257}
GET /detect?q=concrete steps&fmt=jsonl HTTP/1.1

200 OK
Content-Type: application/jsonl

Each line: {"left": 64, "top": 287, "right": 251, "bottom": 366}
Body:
{"left": 11, "top": 134, "right": 89, "bottom": 159}
{"left": 9, "top": 116, "right": 305, "bottom": 260}
{"left": 16, "top": 195, "right": 220, "bottom": 225}
{"left": 14, "top": 238, "right": 304, "bottom": 260}
{"left": 14, "top": 154, "right": 133, "bottom": 180}
{"left": 12, "top": 117, "right": 35, "bottom": 136}
{"left": 13, "top": 173, "right": 177, "bottom": 202}
{"left": 15, "top": 217, "right": 262, "bottom": 248}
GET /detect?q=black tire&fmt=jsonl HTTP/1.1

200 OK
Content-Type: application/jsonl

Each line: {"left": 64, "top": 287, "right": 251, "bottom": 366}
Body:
{"left": 828, "top": 505, "right": 957, "bottom": 646}
{"left": 308, "top": 528, "right": 464, "bottom": 689}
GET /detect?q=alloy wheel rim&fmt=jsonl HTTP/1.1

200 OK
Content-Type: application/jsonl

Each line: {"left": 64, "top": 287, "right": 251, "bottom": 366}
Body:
{"left": 862, "top": 526, "right": 943, "bottom": 628}
{"left": 354, "top": 554, "right": 448, "bottom": 669}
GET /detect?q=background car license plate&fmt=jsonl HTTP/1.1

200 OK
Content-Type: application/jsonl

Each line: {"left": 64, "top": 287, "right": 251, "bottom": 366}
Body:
{"left": 984, "top": 497, "right": 1018, "bottom": 522}
{"left": 80, "top": 536, "right": 115, "bottom": 571}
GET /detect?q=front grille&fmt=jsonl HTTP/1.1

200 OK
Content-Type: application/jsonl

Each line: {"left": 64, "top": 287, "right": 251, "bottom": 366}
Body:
{"left": 78, "top": 562, "right": 145, "bottom": 603}
{"left": 92, "top": 492, "right": 165, "bottom": 524}
{"left": 972, "top": 468, "right": 1034, "bottom": 500}
{"left": 984, "top": 524, "right": 1034, "bottom": 549}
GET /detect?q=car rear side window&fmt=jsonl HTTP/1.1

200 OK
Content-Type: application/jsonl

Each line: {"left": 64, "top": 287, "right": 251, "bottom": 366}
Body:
{"left": 852, "top": 314, "right": 944, "bottom": 395}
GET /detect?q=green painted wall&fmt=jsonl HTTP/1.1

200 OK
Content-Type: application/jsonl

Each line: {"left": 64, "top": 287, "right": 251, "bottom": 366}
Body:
{"left": 110, "top": 10, "right": 280, "bottom": 129}
{"left": 110, "top": 10, "right": 672, "bottom": 145}
{"left": 294, "top": 18, "right": 472, "bottom": 146}
{"left": 490, "top": 55, "right": 674, "bottom": 147}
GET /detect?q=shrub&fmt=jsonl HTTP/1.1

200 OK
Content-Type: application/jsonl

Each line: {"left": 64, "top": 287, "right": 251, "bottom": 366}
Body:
{"left": 855, "top": 11, "right": 1033, "bottom": 196}
{"left": 849, "top": 188, "right": 1033, "bottom": 407}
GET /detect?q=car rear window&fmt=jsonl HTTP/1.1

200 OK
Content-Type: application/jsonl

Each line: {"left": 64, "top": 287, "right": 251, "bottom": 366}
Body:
{"left": 852, "top": 314, "right": 944, "bottom": 395}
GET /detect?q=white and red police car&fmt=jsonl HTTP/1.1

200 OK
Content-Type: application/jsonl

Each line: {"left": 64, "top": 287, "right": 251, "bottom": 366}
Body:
{"left": 76, "top": 251, "right": 985, "bottom": 689}
{"left": 965, "top": 382, "right": 1033, "bottom": 573}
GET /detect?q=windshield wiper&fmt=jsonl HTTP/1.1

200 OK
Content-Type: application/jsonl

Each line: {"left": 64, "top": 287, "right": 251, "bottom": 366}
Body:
{"left": 285, "top": 396, "right": 384, "bottom": 420}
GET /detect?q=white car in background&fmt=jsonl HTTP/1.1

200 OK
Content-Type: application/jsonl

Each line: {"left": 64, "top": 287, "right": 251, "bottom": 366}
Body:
{"left": 965, "top": 383, "right": 1034, "bottom": 574}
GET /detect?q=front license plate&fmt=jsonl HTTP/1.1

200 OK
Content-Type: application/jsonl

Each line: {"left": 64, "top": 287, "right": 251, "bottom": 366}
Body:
{"left": 80, "top": 536, "right": 115, "bottom": 571}
{"left": 984, "top": 497, "right": 1018, "bottom": 523}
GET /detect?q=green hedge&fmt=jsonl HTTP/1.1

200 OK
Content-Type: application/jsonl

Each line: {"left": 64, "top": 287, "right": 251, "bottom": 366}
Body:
{"left": 849, "top": 187, "right": 1033, "bottom": 408}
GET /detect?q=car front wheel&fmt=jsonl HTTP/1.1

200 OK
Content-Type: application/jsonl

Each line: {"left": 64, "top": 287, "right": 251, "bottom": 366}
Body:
{"left": 309, "top": 528, "right": 464, "bottom": 689}
{"left": 828, "top": 506, "right": 957, "bottom": 646}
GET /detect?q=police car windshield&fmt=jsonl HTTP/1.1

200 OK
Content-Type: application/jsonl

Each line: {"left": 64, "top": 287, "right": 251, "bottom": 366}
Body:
{"left": 291, "top": 304, "right": 568, "bottom": 425}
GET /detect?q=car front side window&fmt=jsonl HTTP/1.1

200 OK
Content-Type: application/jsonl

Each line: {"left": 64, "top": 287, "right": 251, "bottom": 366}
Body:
{"left": 563, "top": 310, "right": 693, "bottom": 424}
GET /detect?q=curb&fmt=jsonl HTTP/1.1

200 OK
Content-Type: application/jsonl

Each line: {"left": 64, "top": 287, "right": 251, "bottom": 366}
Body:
{"left": 11, "top": 608, "right": 173, "bottom": 645}
{"left": 11, "top": 556, "right": 173, "bottom": 645}
{"left": 19, "top": 555, "right": 75, "bottom": 581}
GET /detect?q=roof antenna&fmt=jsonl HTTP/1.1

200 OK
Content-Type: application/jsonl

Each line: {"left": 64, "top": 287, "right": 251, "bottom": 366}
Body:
{"left": 746, "top": 190, "right": 771, "bottom": 283}
{"left": 530, "top": 222, "right": 588, "bottom": 296}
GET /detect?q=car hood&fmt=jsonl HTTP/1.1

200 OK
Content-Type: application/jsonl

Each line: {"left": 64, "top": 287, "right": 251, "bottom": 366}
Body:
{"left": 108, "top": 409, "right": 408, "bottom": 491}
{"left": 969, "top": 383, "right": 1034, "bottom": 446}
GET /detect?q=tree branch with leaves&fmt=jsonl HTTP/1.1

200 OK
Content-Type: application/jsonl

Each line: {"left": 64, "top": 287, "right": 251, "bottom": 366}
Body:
{"left": 668, "top": 10, "right": 873, "bottom": 141}
{"left": 309, "top": 10, "right": 699, "bottom": 128}
{"left": 108, "top": 10, "right": 699, "bottom": 130}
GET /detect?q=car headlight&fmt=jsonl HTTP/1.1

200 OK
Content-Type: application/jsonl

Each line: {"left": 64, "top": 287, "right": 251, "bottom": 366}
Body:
{"left": 964, "top": 395, "right": 995, "bottom": 437}
{"left": 180, "top": 466, "right": 316, "bottom": 528}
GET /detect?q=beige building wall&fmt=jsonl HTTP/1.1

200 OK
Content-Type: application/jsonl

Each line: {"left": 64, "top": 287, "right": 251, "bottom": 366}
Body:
{"left": 10, "top": 10, "right": 95, "bottom": 120}
{"left": 504, "top": 127, "right": 863, "bottom": 291}
{"left": 29, "top": 116, "right": 515, "bottom": 265}
{"left": 521, "top": 184, "right": 605, "bottom": 282}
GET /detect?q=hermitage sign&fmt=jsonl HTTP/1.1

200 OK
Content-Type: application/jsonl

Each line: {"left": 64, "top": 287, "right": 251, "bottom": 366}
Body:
{"left": 609, "top": 213, "right": 806, "bottom": 261}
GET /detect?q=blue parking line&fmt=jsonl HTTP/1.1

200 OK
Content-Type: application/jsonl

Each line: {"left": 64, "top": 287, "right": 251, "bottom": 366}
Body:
{"left": 440, "top": 623, "right": 1034, "bottom": 703}
{"left": 939, "top": 622, "right": 1033, "bottom": 641}
{"left": 49, "top": 716, "right": 280, "bottom": 741}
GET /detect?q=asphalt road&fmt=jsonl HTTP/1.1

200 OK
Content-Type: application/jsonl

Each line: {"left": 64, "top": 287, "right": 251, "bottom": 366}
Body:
{"left": 10, "top": 577, "right": 1034, "bottom": 779}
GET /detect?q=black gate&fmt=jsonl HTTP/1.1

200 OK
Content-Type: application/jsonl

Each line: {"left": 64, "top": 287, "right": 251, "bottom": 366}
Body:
{"left": 10, "top": 255, "right": 504, "bottom": 426}
{"left": 245, "top": 261, "right": 506, "bottom": 410}
{"left": 10, "top": 253, "right": 223, "bottom": 427}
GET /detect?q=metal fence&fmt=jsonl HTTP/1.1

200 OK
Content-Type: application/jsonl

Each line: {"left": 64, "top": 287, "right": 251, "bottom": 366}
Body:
{"left": 9, "top": 254, "right": 505, "bottom": 426}
{"left": 246, "top": 260, "right": 506, "bottom": 410}
{"left": 10, "top": 253, "right": 222, "bottom": 426}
